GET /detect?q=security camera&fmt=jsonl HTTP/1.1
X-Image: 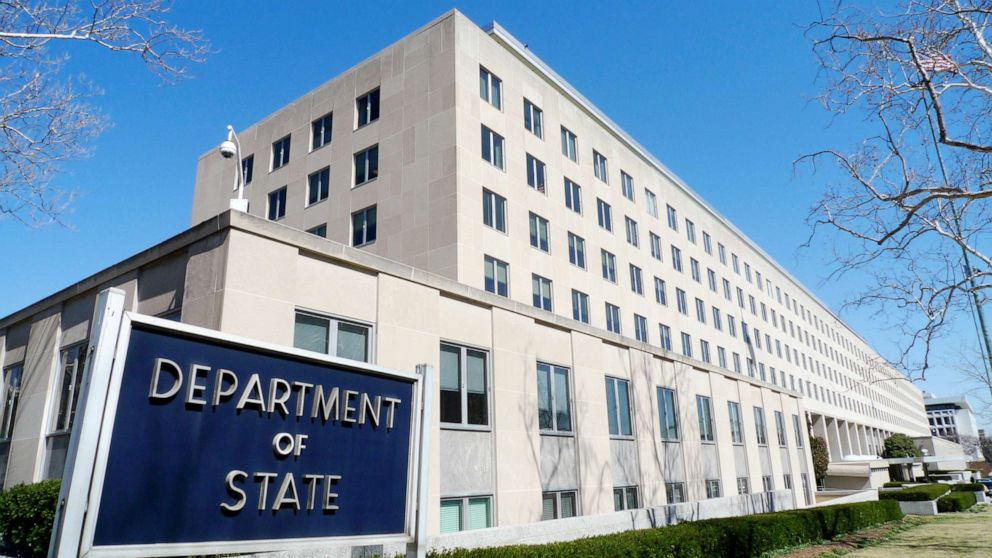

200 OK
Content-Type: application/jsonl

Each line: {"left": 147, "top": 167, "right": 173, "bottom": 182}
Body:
{"left": 219, "top": 140, "right": 237, "bottom": 159}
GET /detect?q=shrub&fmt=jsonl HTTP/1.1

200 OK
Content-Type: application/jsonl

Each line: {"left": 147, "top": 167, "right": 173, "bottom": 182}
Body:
{"left": 937, "top": 492, "right": 977, "bottom": 513}
{"left": 429, "top": 500, "right": 903, "bottom": 558}
{"left": 882, "top": 434, "right": 922, "bottom": 458}
{"left": 883, "top": 481, "right": 905, "bottom": 488}
{"left": 878, "top": 483, "right": 949, "bottom": 502}
{"left": 811, "top": 436, "right": 829, "bottom": 483}
{"left": 949, "top": 483, "right": 985, "bottom": 492}
{"left": 0, "top": 480, "right": 61, "bottom": 558}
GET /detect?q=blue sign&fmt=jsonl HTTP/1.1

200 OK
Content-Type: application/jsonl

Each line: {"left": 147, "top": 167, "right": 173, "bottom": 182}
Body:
{"left": 90, "top": 323, "right": 416, "bottom": 547}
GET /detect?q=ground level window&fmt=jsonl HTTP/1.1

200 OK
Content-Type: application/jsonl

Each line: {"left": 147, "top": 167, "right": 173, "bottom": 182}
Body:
{"left": 737, "top": 477, "right": 750, "bottom": 495}
{"left": 666, "top": 482, "right": 686, "bottom": 504}
{"left": 440, "top": 496, "right": 492, "bottom": 533}
{"left": 613, "top": 485, "right": 639, "bottom": 511}
{"left": 762, "top": 475, "right": 773, "bottom": 492}
{"left": 784, "top": 473, "right": 793, "bottom": 490}
{"left": 705, "top": 479, "right": 721, "bottom": 499}
{"left": 542, "top": 490, "right": 578, "bottom": 520}
{"left": 293, "top": 311, "right": 371, "bottom": 362}
{"left": 439, "top": 343, "right": 489, "bottom": 427}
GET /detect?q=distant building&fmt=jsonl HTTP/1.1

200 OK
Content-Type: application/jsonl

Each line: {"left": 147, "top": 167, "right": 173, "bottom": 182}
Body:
{"left": 924, "top": 393, "right": 981, "bottom": 459}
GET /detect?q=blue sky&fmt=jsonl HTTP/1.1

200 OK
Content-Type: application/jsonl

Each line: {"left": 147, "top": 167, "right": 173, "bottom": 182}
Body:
{"left": 2, "top": 2, "right": 988, "bottom": 427}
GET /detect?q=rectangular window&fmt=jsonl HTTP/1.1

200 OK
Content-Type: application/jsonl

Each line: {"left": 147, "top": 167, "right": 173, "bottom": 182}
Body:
{"left": 613, "top": 486, "right": 639, "bottom": 511}
{"left": 241, "top": 155, "right": 254, "bottom": 185}
{"left": 601, "top": 250, "right": 617, "bottom": 283}
{"left": 311, "top": 112, "right": 333, "bottom": 150}
{"left": 685, "top": 219, "right": 696, "bottom": 243}
{"left": 625, "top": 217, "right": 639, "bottom": 247}
{"left": 294, "top": 311, "right": 371, "bottom": 362}
{"left": 680, "top": 332, "right": 692, "bottom": 357}
{"left": 754, "top": 406, "right": 768, "bottom": 445}
{"left": 793, "top": 414, "right": 804, "bottom": 447}
{"left": 707, "top": 269, "right": 717, "bottom": 292}
{"left": 671, "top": 246, "right": 683, "bottom": 272}
{"left": 732, "top": 352, "right": 741, "bottom": 373}
{"left": 440, "top": 496, "right": 492, "bottom": 533}
{"left": 667, "top": 205, "right": 678, "bottom": 230}
{"left": 697, "top": 395, "right": 714, "bottom": 442}
{"left": 532, "top": 274, "right": 553, "bottom": 311}
{"left": 654, "top": 277, "right": 667, "bottom": 305}
{"left": 775, "top": 410, "right": 787, "bottom": 447}
{"left": 479, "top": 66, "right": 502, "bottom": 109}
{"left": 351, "top": 205, "right": 377, "bottom": 246}
{"left": 528, "top": 212, "right": 550, "bottom": 252}
{"left": 571, "top": 290, "right": 589, "bottom": 323}
{"left": 605, "top": 303, "right": 621, "bottom": 334}
{"left": 267, "top": 187, "right": 287, "bottom": 221}
{"left": 439, "top": 343, "right": 489, "bottom": 427}
{"left": 666, "top": 482, "right": 686, "bottom": 504}
{"left": 762, "top": 475, "right": 774, "bottom": 492}
{"left": 645, "top": 189, "right": 658, "bottom": 217}
{"left": 629, "top": 264, "right": 643, "bottom": 295}
{"left": 568, "top": 233, "right": 586, "bottom": 268}
{"left": 354, "top": 144, "right": 379, "bottom": 186}
{"left": 560, "top": 126, "right": 578, "bottom": 162}
{"left": 564, "top": 178, "right": 582, "bottom": 213}
{"left": 484, "top": 256, "right": 509, "bottom": 297}
{"left": 732, "top": 253, "right": 740, "bottom": 274}
{"left": 700, "top": 339, "right": 711, "bottom": 363}
{"left": 784, "top": 474, "right": 793, "bottom": 490}
{"left": 271, "top": 135, "right": 291, "bottom": 170}
{"left": 523, "top": 98, "right": 543, "bottom": 137}
{"left": 723, "top": 278, "right": 732, "bottom": 300}
{"left": 703, "top": 232, "right": 712, "bottom": 255}
{"left": 1, "top": 364, "right": 24, "bottom": 440}
{"left": 537, "top": 363, "right": 572, "bottom": 432}
{"left": 659, "top": 324, "right": 672, "bottom": 351}
{"left": 705, "top": 479, "right": 721, "bottom": 499}
{"left": 306, "top": 224, "right": 327, "bottom": 238}
{"left": 481, "top": 126, "right": 505, "bottom": 169}
{"left": 605, "top": 377, "right": 633, "bottom": 437}
{"left": 526, "top": 154, "right": 547, "bottom": 193}
{"left": 690, "top": 258, "right": 700, "bottom": 282}
{"left": 649, "top": 232, "right": 662, "bottom": 260}
{"left": 717, "top": 346, "right": 727, "bottom": 368}
{"left": 728, "top": 401, "right": 744, "bottom": 444}
{"left": 634, "top": 314, "right": 648, "bottom": 342}
{"left": 542, "top": 490, "right": 578, "bottom": 520}
{"left": 597, "top": 198, "right": 613, "bottom": 231}
{"left": 718, "top": 243, "right": 727, "bottom": 265}
{"left": 737, "top": 477, "right": 750, "bottom": 495}
{"left": 712, "top": 307, "right": 722, "bottom": 331}
{"left": 593, "top": 150, "right": 608, "bottom": 183}
{"left": 482, "top": 189, "right": 507, "bottom": 232}
{"left": 676, "top": 288, "right": 687, "bottom": 315}
{"left": 620, "top": 171, "right": 634, "bottom": 200}
{"left": 307, "top": 167, "right": 330, "bottom": 205}
{"left": 658, "top": 387, "right": 679, "bottom": 441}
{"left": 356, "top": 88, "right": 380, "bottom": 127}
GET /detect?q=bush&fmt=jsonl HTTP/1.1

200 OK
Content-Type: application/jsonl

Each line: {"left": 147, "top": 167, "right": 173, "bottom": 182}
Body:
{"left": 937, "top": 491, "right": 977, "bottom": 513}
{"left": 950, "top": 483, "right": 985, "bottom": 492}
{"left": 882, "top": 434, "right": 923, "bottom": 458}
{"left": 0, "top": 480, "right": 61, "bottom": 558}
{"left": 811, "top": 436, "right": 829, "bottom": 483}
{"left": 878, "top": 483, "right": 949, "bottom": 502}
{"left": 883, "top": 481, "right": 905, "bottom": 488}
{"left": 429, "top": 500, "right": 903, "bottom": 558}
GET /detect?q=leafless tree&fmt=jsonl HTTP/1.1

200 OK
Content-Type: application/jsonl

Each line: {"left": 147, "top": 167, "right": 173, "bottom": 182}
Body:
{"left": 0, "top": 0, "right": 208, "bottom": 226}
{"left": 800, "top": 0, "right": 992, "bottom": 380}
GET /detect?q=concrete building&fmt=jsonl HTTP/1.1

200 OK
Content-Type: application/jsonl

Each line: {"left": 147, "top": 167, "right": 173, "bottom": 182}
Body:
{"left": 924, "top": 393, "right": 982, "bottom": 459}
{"left": 0, "top": 9, "right": 928, "bottom": 544}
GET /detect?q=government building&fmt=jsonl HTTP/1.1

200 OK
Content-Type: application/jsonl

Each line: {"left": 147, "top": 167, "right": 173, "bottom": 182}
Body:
{"left": 0, "top": 9, "right": 929, "bottom": 551}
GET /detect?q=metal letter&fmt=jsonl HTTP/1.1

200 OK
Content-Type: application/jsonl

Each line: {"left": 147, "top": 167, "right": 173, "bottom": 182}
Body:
{"left": 148, "top": 357, "right": 183, "bottom": 400}
{"left": 237, "top": 373, "right": 266, "bottom": 412}
{"left": 212, "top": 369, "right": 239, "bottom": 407}
{"left": 220, "top": 470, "right": 247, "bottom": 512}
{"left": 185, "top": 364, "right": 210, "bottom": 407}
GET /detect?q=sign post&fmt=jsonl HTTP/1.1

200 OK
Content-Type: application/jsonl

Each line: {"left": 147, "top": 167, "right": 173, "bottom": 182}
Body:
{"left": 50, "top": 289, "right": 431, "bottom": 558}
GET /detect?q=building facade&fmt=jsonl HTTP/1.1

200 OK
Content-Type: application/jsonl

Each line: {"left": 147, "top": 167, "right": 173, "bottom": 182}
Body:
{"left": 0, "top": 9, "right": 928, "bottom": 543}
{"left": 924, "top": 393, "right": 981, "bottom": 459}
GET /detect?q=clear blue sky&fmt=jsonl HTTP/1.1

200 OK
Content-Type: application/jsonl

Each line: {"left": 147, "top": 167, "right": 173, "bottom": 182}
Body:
{"left": 2, "top": 2, "right": 988, "bottom": 427}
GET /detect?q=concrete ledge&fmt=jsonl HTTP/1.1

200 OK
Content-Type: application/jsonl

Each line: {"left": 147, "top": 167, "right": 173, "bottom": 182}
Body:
{"left": 811, "top": 489, "right": 877, "bottom": 507}
{"left": 898, "top": 500, "right": 938, "bottom": 516}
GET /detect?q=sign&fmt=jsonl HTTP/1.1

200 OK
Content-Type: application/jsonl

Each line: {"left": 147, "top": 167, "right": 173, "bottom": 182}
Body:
{"left": 51, "top": 292, "right": 429, "bottom": 558}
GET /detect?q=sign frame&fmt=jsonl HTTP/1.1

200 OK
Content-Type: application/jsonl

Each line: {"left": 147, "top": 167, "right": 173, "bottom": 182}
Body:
{"left": 51, "top": 290, "right": 431, "bottom": 558}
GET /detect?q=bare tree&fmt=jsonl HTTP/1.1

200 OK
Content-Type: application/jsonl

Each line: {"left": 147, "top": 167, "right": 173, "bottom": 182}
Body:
{"left": 0, "top": 0, "right": 208, "bottom": 226}
{"left": 801, "top": 0, "right": 992, "bottom": 381}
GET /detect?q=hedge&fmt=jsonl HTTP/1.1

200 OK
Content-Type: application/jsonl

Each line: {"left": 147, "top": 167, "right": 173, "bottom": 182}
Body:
{"left": 0, "top": 480, "right": 61, "bottom": 558}
{"left": 882, "top": 481, "right": 905, "bottom": 488}
{"left": 878, "top": 483, "right": 949, "bottom": 502}
{"left": 949, "top": 483, "right": 985, "bottom": 493}
{"left": 430, "top": 500, "right": 903, "bottom": 558}
{"left": 937, "top": 491, "right": 977, "bottom": 513}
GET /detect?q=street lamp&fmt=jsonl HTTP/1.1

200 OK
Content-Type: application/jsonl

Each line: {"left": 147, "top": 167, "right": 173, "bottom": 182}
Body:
{"left": 219, "top": 125, "right": 248, "bottom": 212}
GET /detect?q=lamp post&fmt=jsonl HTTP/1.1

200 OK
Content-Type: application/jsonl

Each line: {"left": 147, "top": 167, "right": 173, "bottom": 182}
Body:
{"left": 219, "top": 125, "right": 248, "bottom": 212}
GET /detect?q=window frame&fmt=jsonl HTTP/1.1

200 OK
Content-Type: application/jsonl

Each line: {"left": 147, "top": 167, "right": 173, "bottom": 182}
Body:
{"left": 439, "top": 342, "right": 491, "bottom": 431}
{"left": 271, "top": 134, "right": 291, "bottom": 171}
{"left": 696, "top": 395, "right": 715, "bottom": 443}
{"left": 293, "top": 310, "right": 374, "bottom": 364}
{"left": 523, "top": 98, "right": 543, "bottom": 138}
{"left": 537, "top": 362, "right": 573, "bottom": 434}
{"left": 353, "top": 144, "right": 379, "bottom": 187}
{"left": 351, "top": 205, "right": 377, "bottom": 247}
{"left": 657, "top": 386, "right": 680, "bottom": 441}
{"left": 542, "top": 490, "right": 578, "bottom": 520}
{"left": 307, "top": 166, "right": 330, "bottom": 206}
{"left": 484, "top": 255, "right": 509, "bottom": 297}
{"left": 560, "top": 126, "right": 578, "bottom": 162}
{"left": 1, "top": 363, "right": 24, "bottom": 441}
{"left": 355, "top": 87, "right": 381, "bottom": 128}
{"left": 531, "top": 274, "right": 553, "bottom": 311}
{"left": 482, "top": 188, "right": 507, "bottom": 233}
{"left": 267, "top": 186, "right": 287, "bottom": 221}
{"left": 311, "top": 112, "right": 333, "bottom": 151}
{"left": 568, "top": 232, "right": 586, "bottom": 269}
{"left": 440, "top": 495, "right": 493, "bottom": 533}
{"left": 605, "top": 376, "right": 634, "bottom": 438}
{"left": 481, "top": 125, "right": 505, "bottom": 170}
{"left": 479, "top": 66, "right": 503, "bottom": 109}
{"left": 613, "top": 486, "right": 639, "bottom": 511}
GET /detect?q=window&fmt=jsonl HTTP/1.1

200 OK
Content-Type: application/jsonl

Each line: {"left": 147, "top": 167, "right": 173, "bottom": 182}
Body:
{"left": 523, "top": 98, "right": 543, "bottom": 137}
{"left": 542, "top": 490, "right": 577, "bottom": 520}
{"left": 353, "top": 144, "right": 379, "bottom": 186}
{"left": 271, "top": 135, "right": 291, "bottom": 170}
{"left": 481, "top": 126, "right": 505, "bottom": 169}
{"left": 567, "top": 233, "right": 586, "bottom": 268}
{"left": 605, "top": 377, "right": 633, "bottom": 437}
{"left": 601, "top": 250, "right": 617, "bottom": 282}
{"left": 613, "top": 486, "right": 639, "bottom": 511}
{"left": 267, "top": 187, "right": 287, "bottom": 220}
{"left": 697, "top": 395, "right": 714, "bottom": 442}
{"left": 702, "top": 232, "right": 712, "bottom": 254}
{"left": 685, "top": 219, "right": 696, "bottom": 243}
{"left": 707, "top": 269, "right": 717, "bottom": 292}
{"left": 528, "top": 212, "right": 550, "bottom": 252}
{"left": 717, "top": 346, "right": 727, "bottom": 368}
{"left": 659, "top": 324, "right": 672, "bottom": 351}
{"left": 762, "top": 475, "right": 774, "bottom": 492}
{"left": 634, "top": 314, "right": 648, "bottom": 342}
{"left": 671, "top": 246, "right": 683, "bottom": 272}
{"left": 784, "top": 474, "right": 793, "bottom": 491}
{"left": 593, "top": 150, "right": 608, "bottom": 182}
{"left": 775, "top": 411, "right": 787, "bottom": 447}
{"left": 564, "top": 178, "right": 582, "bottom": 213}
{"left": 645, "top": 189, "right": 658, "bottom": 217}
{"left": 723, "top": 278, "right": 732, "bottom": 300}
{"left": 597, "top": 198, "right": 613, "bottom": 231}
{"left": 657, "top": 387, "right": 679, "bottom": 440}
{"left": 311, "top": 112, "right": 333, "bottom": 150}
{"left": 690, "top": 258, "right": 700, "bottom": 282}
{"left": 605, "top": 303, "right": 621, "bottom": 334}
{"left": 718, "top": 243, "right": 727, "bottom": 264}
{"left": 307, "top": 167, "right": 330, "bottom": 205}
{"left": 649, "top": 232, "right": 662, "bottom": 260}
{"left": 654, "top": 277, "right": 667, "bottom": 305}
{"left": 479, "top": 66, "right": 502, "bottom": 109}
{"left": 712, "top": 307, "right": 722, "bottom": 330}
{"left": 737, "top": 477, "right": 750, "bottom": 495}
{"left": 700, "top": 339, "right": 711, "bottom": 363}
{"left": 351, "top": 205, "right": 377, "bottom": 246}
{"left": 732, "top": 253, "right": 740, "bottom": 274}
{"left": 753, "top": 406, "right": 768, "bottom": 445}
{"left": 793, "top": 414, "right": 804, "bottom": 447}
{"left": 629, "top": 264, "right": 643, "bottom": 295}
{"left": 666, "top": 482, "right": 686, "bottom": 504}
{"left": 705, "top": 479, "right": 721, "bottom": 499}
{"left": 526, "top": 154, "right": 547, "bottom": 193}
{"left": 667, "top": 205, "right": 678, "bottom": 230}
{"left": 532, "top": 274, "right": 553, "bottom": 311}
{"left": 571, "top": 290, "right": 590, "bottom": 323}
{"left": 356, "top": 88, "right": 380, "bottom": 127}
{"left": 482, "top": 189, "right": 507, "bottom": 232}
{"left": 728, "top": 401, "right": 744, "bottom": 444}
{"left": 680, "top": 332, "right": 692, "bottom": 357}
{"left": 241, "top": 155, "right": 254, "bottom": 185}
{"left": 695, "top": 298, "right": 706, "bottom": 323}
{"left": 484, "top": 256, "right": 509, "bottom": 296}
{"left": 537, "top": 363, "right": 572, "bottom": 432}
{"left": 294, "top": 312, "right": 372, "bottom": 363}
{"left": 440, "top": 343, "right": 489, "bottom": 427}
{"left": 561, "top": 126, "right": 578, "bottom": 162}
{"left": 440, "top": 496, "right": 492, "bottom": 533}
{"left": 306, "top": 224, "right": 327, "bottom": 237}
{"left": 624, "top": 217, "right": 639, "bottom": 247}
{"left": 732, "top": 352, "right": 741, "bottom": 373}
{"left": 1, "top": 364, "right": 24, "bottom": 440}
{"left": 676, "top": 288, "right": 688, "bottom": 315}
{"left": 620, "top": 171, "right": 634, "bottom": 200}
